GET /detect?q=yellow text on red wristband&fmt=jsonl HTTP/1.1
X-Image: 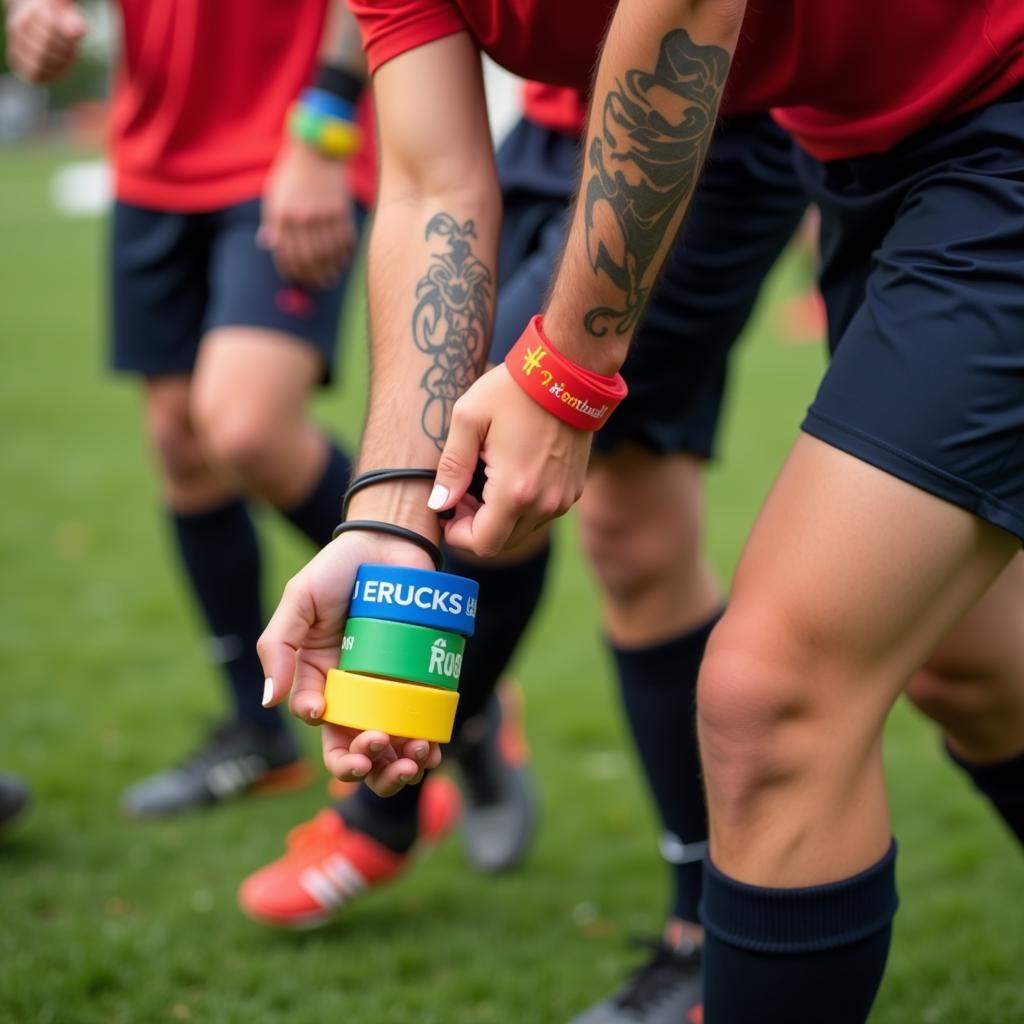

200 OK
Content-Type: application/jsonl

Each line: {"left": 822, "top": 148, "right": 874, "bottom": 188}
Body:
{"left": 504, "top": 316, "right": 627, "bottom": 431}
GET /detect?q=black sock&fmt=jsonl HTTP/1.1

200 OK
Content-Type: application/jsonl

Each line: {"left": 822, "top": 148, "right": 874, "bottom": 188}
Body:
{"left": 701, "top": 843, "right": 898, "bottom": 1024}
{"left": 611, "top": 610, "right": 721, "bottom": 927}
{"left": 338, "top": 541, "right": 553, "bottom": 850}
{"left": 448, "top": 541, "right": 552, "bottom": 730}
{"left": 339, "top": 780, "right": 423, "bottom": 854}
{"left": 170, "top": 501, "right": 285, "bottom": 735}
{"left": 946, "top": 743, "right": 1024, "bottom": 846}
{"left": 280, "top": 441, "right": 351, "bottom": 549}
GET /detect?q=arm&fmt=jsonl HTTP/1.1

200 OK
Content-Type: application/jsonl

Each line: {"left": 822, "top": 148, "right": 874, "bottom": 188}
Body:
{"left": 5, "top": 0, "right": 87, "bottom": 84}
{"left": 259, "top": 32, "right": 500, "bottom": 793}
{"left": 260, "top": 0, "right": 367, "bottom": 289}
{"left": 432, "top": 0, "right": 747, "bottom": 547}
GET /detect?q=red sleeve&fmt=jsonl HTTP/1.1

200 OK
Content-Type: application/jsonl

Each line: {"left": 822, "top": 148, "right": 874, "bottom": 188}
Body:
{"left": 349, "top": 0, "right": 468, "bottom": 74}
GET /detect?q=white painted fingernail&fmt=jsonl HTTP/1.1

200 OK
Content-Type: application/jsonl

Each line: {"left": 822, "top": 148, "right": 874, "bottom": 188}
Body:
{"left": 427, "top": 484, "right": 448, "bottom": 510}
{"left": 261, "top": 678, "right": 274, "bottom": 707}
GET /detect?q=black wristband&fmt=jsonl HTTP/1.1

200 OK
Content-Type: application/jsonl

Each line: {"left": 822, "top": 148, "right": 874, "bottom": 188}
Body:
{"left": 314, "top": 64, "right": 364, "bottom": 105}
{"left": 331, "top": 520, "right": 444, "bottom": 571}
{"left": 343, "top": 468, "right": 438, "bottom": 520}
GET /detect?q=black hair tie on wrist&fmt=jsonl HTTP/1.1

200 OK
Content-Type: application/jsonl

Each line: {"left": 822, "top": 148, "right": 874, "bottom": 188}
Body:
{"left": 342, "top": 468, "right": 439, "bottom": 521}
{"left": 331, "top": 520, "right": 444, "bottom": 571}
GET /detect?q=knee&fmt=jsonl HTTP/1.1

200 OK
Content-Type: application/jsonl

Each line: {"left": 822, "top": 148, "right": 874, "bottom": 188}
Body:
{"left": 579, "top": 475, "right": 701, "bottom": 603}
{"left": 145, "top": 396, "right": 207, "bottom": 486}
{"left": 697, "top": 614, "right": 822, "bottom": 817}
{"left": 191, "top": 396, "right": 277, "bottom": 481}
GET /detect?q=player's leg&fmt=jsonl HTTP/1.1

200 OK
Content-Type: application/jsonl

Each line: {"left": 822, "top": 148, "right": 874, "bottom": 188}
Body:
{"left": 907, "top": 556, "right": 1024, "bottom": 845}
{"left": 699, "top": 440, "right": 1016, "bottom": 1024}
{"left": 568, "top": 113, "right": 807, "bottom": 1024}
{"left": 189, "top": 199, "right": 354, "bottom": 549}
{"left": 109, "top": 202, "right": 310, "bottom": 817}
{"left": 699, "top": 90, "right": 1024, "bottom": 1022}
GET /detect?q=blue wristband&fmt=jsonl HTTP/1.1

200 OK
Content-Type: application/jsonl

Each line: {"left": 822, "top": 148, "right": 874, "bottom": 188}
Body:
{"left": 349, "top": 564, "right": 479, "bottom": 636}
{"left": 300, "top": 88, "right": 356, "bottom": 124}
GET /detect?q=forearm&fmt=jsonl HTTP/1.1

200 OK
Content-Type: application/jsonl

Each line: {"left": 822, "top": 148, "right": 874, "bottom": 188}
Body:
{"left": 318, "top": 0, "right": 366, "bottom": 80}
{"left": 544, "top": 0, "right": 746, "bottom": 374}
{"left": 353, "top": 183, "right": 499, "bottom": 535}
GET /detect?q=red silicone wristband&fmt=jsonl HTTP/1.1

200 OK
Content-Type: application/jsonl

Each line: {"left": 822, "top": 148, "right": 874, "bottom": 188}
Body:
{"left": 504, "top": 316, "right": 627, "bottom": 431}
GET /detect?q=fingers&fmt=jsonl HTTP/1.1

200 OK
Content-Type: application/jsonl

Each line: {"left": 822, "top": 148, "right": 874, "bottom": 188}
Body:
{"left": 259, "top": 211, "right": 352, "bottom": 290}
{"left": 429, "top": 397, "right": 485, "bottom": 514}
{"left": 8, "top": 0, "right": 85, "bottom": 83}
{"left": 287, "top": 647, "right": 336, "bottom": 724}
{"left": 256, "top": 578, "right": 318, "bottom": 707}
{"left": 321, "top": 729, "right": 439, "bottom": 797}
{"left": 443, "top": 494, "right": 520, "bottom": 558}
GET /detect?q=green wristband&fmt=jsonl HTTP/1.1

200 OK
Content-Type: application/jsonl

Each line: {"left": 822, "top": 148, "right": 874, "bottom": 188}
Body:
{"left": 339, "top": 617, "right": 465, "bottom": 690}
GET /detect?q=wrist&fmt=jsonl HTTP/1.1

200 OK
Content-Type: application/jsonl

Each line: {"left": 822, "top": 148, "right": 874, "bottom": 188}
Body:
{"left": 346, "top": 479, "right": 441, "bottom": 544}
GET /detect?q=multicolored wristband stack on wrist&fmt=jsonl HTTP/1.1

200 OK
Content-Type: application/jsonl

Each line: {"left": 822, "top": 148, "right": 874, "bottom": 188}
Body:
{"left": 321, "top": 564, "right": 480, "bottom": 743}
{"left": 288, "top": 87, "right": 362, "bottom": 159}
{"left": 505, "top": 315, "right": 628, "bottom": 431}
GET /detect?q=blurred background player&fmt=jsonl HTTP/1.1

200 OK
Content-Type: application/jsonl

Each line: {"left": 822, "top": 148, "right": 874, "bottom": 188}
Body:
{"left": 0, "top": 774, "right": 30, "bottom": 832}
{"left": 7, "top": 0, "right": 366, "bottom": 815}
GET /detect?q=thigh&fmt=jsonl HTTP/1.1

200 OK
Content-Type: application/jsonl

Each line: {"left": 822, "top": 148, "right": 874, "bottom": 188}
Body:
{"left": 596, "top": 114, "right": 808, "bottom": 459}
{"left": 803, "top": 91, "right": 1024, "bottom": 541}
{"left": 110, "top": 203, "right": 208, "bottom": 376}
{"left": 203, "top": 199, "right": 362, "bottom": 384}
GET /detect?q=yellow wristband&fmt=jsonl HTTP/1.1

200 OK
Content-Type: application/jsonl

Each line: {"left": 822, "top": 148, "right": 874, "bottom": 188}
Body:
{"left": 322, "top": 669, "right": 460, "bottom": 744}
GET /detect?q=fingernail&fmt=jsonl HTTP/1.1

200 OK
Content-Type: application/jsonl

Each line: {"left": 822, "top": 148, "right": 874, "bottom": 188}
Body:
{"left": 351, "top": 769, "right": 367, "bottom": 779}
{"left": 261, "top": 678, "right": 273, "bottom": 707}
{"left": 369, "top": 742, "right": 385, "bottom": 753}
{"left": 399, "top": 774, "right": 415, "bottom": 784}
{"left": 427, "top": 484, "right": 448, "bottom": 510}
{"left": 413, "top": 744, "right": 427, "bottom": 761}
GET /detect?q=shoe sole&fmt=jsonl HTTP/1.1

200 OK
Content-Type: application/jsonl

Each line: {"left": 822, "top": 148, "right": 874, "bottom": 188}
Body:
{"left": 248, "top": 759, "right": 315, "bottom": 795}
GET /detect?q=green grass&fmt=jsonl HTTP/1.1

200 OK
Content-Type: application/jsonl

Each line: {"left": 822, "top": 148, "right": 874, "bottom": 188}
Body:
{"left": 1, "top": 144, "right": 1021, "bottom": 1024}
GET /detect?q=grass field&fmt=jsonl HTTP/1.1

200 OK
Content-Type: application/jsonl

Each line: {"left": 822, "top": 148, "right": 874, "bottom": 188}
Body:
{"left": 1, "top": 144, "right": 1021, "bottom": 1024}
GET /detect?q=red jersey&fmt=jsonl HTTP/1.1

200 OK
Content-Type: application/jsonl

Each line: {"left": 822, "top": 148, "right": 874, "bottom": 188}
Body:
{"left": 522, "top": 83, "right": 587, "bottom": 138}
{"left": 111, "top": 0, "right": 374, "bottom": 212}
{"left": 351, "top": 0, "right": 1024, "bottom": 161}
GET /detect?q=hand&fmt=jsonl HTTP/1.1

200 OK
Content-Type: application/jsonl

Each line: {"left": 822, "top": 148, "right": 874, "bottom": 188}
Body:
{"left": 6, "top": 0, "right": 87, "bottom": 84}
{"left": 259, "top": 138, "right": 358, "bottom": 290}
{"left": 258, "top": 529, "right": 443, "bottom": 796}
{"left": 428, "top": 363, "right": 592, "bottom": 556}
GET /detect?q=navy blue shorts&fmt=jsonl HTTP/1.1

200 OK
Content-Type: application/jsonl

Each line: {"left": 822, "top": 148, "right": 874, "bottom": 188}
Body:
{"left": 493, "top": 114, "right": 807, "bottom": 458}
{"left": 799, "top": 85, "right": 1024, "bottom": 543}
{"left": 110, "top": 198, "right": 366, "bottom": 381}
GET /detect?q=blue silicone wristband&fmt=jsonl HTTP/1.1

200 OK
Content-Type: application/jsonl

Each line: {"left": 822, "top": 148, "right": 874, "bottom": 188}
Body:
{"left": 349, "top": 564, "right": 479, "bottom": 637}
{"left": 300, "top": 88, "right": 356, "bottom": 124}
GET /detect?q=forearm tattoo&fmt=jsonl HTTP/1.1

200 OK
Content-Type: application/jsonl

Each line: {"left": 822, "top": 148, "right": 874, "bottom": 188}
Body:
{"left": 412, "top": 213, "right": 493, "bottom": 449}
{"left": 582, "top": 29, "right": 729, "bottom": 337}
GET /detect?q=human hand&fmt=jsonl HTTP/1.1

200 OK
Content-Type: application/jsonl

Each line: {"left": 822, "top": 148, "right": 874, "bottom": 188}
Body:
{"left": 258, "top": 529, "right": 443, "bottom": 797}
{"left": 428, "top": 363, "right": 591, "bottom": 556}
{"left": 6, "top": 0, "right": 87, "bottom": 84}
{"left": 259, "top": 138, "right": 358, "bottom": 290}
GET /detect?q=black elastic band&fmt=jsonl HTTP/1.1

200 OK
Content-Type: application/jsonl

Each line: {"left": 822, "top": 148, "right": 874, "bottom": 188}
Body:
{"left": 332, "top": 520, "right": 444, "bottom": 571}
{"left": 314, "top": 65, "right": 364, "bottom": 105}
{"left": 343, "top": 468, "right": 438, "bottom": 520}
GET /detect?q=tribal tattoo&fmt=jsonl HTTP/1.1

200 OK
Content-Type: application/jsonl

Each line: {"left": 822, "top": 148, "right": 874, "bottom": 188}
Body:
{"left": 412, "top": 213, "right": 493, "bottom": 449}
{"left": 582, "top": 29, "right": 729, "bottom": 337}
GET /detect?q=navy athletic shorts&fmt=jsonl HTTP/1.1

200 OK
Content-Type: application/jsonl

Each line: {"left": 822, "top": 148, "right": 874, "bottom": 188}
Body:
{"left": 492, "top": 114, "right": 807, "bottom": 458}
{"left": 799, "top": 84, "right": 1024, "bottom": 543}
{"left": 110, "top": 198, "right": 366, "bottom": 381}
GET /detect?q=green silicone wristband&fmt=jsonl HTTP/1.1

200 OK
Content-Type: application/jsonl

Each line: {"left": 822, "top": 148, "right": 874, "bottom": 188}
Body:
{"left": 339, "top": 617, "right": 465, "bottom": 690}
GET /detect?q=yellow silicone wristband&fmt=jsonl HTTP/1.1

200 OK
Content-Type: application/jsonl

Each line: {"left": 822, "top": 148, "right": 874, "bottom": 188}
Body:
{"left": 322, "top": 669, "right": 460, "bottom": 743}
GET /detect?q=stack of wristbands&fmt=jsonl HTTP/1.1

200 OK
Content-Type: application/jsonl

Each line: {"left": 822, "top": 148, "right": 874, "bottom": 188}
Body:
{"left": 289, "top": 87, "right": 361, "bottom": 159}
{"left": 322, "top": 564, "right": 479, "bottom": 743}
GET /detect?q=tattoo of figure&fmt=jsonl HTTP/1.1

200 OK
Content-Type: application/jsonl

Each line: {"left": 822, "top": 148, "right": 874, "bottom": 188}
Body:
{"left": 412, "top": 213, "right": 493, "bottom": 449}
{"left": 582, "top": 29, "right": 729, "bottom": 337}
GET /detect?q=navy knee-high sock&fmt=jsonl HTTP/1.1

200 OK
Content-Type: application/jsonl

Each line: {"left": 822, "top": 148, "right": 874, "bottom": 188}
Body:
{"left": 340, "top": 541, "right": 552, "bottom": 852}
{"left": 946, "top": 743, "right": 1024, "bottom": 846}
{"left": 170, "top": 500, "right": 286, "bottom": 735}
{"left": 611, "top": 610, "right": 721, "bottom": 927}
{"left": 280, "top": 441, "right": 351, "bottom": 549}
{"left": 702, "top": 844, "right": 899, "bottom": 1024}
